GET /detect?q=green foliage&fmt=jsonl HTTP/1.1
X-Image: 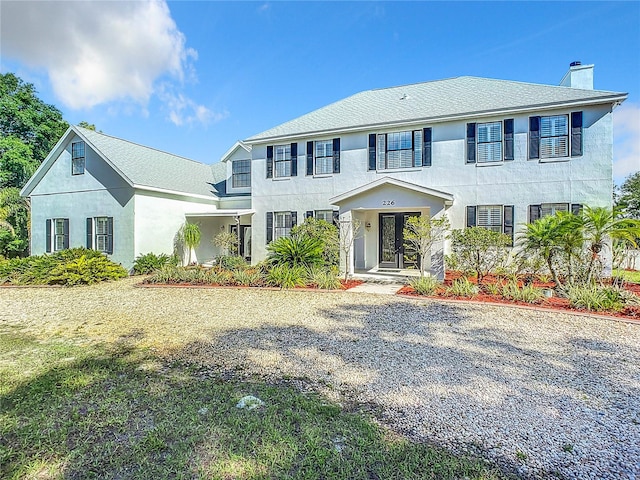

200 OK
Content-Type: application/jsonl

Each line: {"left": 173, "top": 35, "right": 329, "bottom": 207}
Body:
{"left": 403, "top": 214, "right": 450, "bottom": 276}
{"left": 290, "top": 217, "right": 339, "bottom": 267}
{"left": 232, "top": 268, "right": 265, "bottom": 287}
{"left": 449, "top": 227, "right": 511, "bottom": 282}
{"left": 501, "top": 281, "right": 544, "bottom": 304}
{"left": 0, "top": 137, "right": 37, "bottom": 189}
{"left": 0, "top": 73, "right": 69, "bottom": 183}
{"left": 215, "top": 255, "right": 247, "bottom": 271}
{"left": 445, "top": 277, "right": 479, "bottom": 297}
{"left": 0, "top": 187, "right": 29, "bottom": 258}
{"left": 132, "top": 252, "right": 177, "bottom": 275}
{"left": 409, "top": 276, "right": 441, "bottom": 295}
{"left": 616, "top": 172, "right": 640, "bottom": 220}
{"left": 266, "top": 264, "right": 307, "bottom": 289}
{"left": 213, "top": 231, "right": 238, "bottom": 256}
{"left": 0, "top": 248, "right": 126, "bottom": 285}
{"left": 180, "top": 222, "right": 201, "bottom": 265}
{"left": 267, "top": 235, "right": 324, "bottom": 268}
{"left": 306, "top": 265, "right": 342, "bottom": 290}
{"left": 566, "top": 284, "right": 640, "bottom": 312}
{"left": 483, "top": 282, "right": 502, "bottom": 295}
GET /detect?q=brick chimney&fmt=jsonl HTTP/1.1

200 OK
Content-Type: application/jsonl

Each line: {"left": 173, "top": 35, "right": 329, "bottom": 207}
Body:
{"left": 560, "top": 61, "right": 594, "bottom": 89}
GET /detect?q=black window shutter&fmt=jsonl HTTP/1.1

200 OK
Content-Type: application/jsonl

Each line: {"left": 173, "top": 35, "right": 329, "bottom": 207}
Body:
{"left": 332, "top": 210, "right": 339, "bottom": 226}
{"left": 529, "top": 205, "right": 541, "bottom": 223}
{"left": 503, "top": 206, "right": 514, "bottom": 244}
{"left": 291, "top": 211, "right": 297, "bottom": 227}
{"left": 290, "top": 143, "right": 297, "bottom": 177}
{"left": 529, "top": 117, "right": 540, "bottom": 159}
{"left": 571, "top": 203, "right": 583, "bottom": 215}
{"left": 332, "top": 138, "right": 340, "bottom": 174}
{"left": 305, "top": 211, "right": 313, "bottom": 219}
{"left": 86, "top": 218, "right": 93, "bottom": 248}
{"left": 63, "top": 218, "right": 70, "bottom": 249}
{"left": 368, "top": 134, "right": 377, "bottom": 170}
{"left": 306, "top": 141, "right": 314, "bottom": 176}
{"left": 466, "top": 206, "right": 477, "bottom": 227}
{"left": 266, "top": 146, "right": 274, "bottom": 178}
{"left": 106, "top": 217, "right": 114, "bottom": 254}
{"left": 46, "top": 219, "right": 52, "bottom": 253}
{"left": 466, "top": 123, "right": 476, "bottom": 164}
{"left": 423, "top": 128, "right": 432, "bottom": 166}
{"left": 266, "top": 212, "right": 273, "bottom": 244}
{"left": 571, "top": 111, "right": 583, "bottom": 157}
{"left": 504, "top": 119, "right": 514, "bottom": 161}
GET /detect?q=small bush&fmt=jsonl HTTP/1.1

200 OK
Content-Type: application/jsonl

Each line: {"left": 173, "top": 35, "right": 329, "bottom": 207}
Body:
{"left": 409, "top": 276, "right": 440, "bottom": 296}
{"left": 567, "top": 285, "right": 640, "bottom": 312}
{"left": 267, "top": 235, "right": 324, "bottom": 268}
{"left": 445, "top": 277, "right": 479, "bottom": 297}
{"left": 47, "top": 255, "right": 128, "bottom": 285}
{"left": 216, "top": 255, "right": 247, "bottom": 271}
{"left": 290, "top": 217, "right": 339, "bottom": 268}
{"left": 306, "top": 266, "right": 342, "bottom": 290}
{"left": 266, "top": 264, "right": 307, "bottom": 289}
{"left": 501, "top": 281, "right": 544, "bottom": 304}
{"left": 483, "top": 282, "right": 502, "bottom": 295}
{"left": 132, "top": 252, "right": 177, "bottom": 275}
{"left": 232, "top": 268, "right": 264, "bottom": 287}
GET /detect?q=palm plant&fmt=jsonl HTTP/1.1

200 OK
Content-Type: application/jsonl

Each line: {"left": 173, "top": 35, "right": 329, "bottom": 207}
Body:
{"left": 266, "top": 235, "right": 324, "bottom": 267}
{"left": 181, "top": 222, "right": 201, "bottom": 265}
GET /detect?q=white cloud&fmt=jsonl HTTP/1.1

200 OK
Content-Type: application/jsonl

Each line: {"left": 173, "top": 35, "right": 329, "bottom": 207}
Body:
{"left": 613, "top": 102, "right": 640, "bottom": 184}
{"left": 157, "top": 84, "right": 227, "bottom": 127}
{"left": 1, "top": 0, "right": 214, "bottom": 125}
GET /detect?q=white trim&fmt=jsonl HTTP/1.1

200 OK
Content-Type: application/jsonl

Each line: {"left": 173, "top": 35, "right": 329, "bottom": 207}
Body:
{"left": 329, "top": 176, "right": 454, "bottom": 205}
{"left": 185, "top": 209, "right": 255, "bottom": 218}
{"left": 133, "top": 185, "right": 219, "bottom": 201}
{"left": 220, "top": 140, "right": 252, "bottom": 163}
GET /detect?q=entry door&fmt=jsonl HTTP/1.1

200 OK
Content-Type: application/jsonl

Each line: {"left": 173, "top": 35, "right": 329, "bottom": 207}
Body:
{"left": 230, "top": 225, "right": 252, "bottom": 261}
{"left": 378, "top": 213, "right": 419, "bottom": 269}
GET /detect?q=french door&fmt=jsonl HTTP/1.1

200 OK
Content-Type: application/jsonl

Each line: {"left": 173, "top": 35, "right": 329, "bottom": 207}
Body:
{"left": 230, "top": 224, "right": 252, "bottom": 261}
{"left": 378, "top": 213, "right": 419, "bottom": 269}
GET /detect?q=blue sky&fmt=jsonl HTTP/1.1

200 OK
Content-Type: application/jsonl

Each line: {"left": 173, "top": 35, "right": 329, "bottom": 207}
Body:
{"left": 1, "top": 1, "right": 639, "bottom": 184}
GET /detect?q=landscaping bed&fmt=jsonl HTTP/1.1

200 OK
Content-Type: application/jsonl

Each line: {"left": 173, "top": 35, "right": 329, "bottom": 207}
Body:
{"left": 398, "top": 271, "right": 640, "bottom": 320}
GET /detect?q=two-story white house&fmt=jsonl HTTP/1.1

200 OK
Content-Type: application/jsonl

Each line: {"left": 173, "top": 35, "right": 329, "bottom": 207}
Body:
{"left": 21, "top": 63, "right": 627, "bottom": 275}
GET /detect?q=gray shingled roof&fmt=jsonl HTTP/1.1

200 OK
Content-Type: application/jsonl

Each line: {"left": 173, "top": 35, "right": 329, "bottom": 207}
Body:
{"left": 77, "top": 127, "right": 216, "bottom": 197}
{"left": 245, "top": 76, "right": 626, "bottom": 142}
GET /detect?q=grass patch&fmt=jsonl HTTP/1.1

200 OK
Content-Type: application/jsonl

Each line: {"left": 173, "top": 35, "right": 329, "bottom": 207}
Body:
{"left": 613, "top": 268, "right": 640, "bottom": 284}
{"left": 0, "top": 332, "right": 506, "bottom": 479}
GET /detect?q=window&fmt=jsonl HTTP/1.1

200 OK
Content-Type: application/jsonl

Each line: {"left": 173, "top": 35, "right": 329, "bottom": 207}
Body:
{"left": 87, "top": 216, "right": 113, "bottom": 253}
{"left": 315, "top": 140, "right": 333, "bottom": 175}
{"left": 540, "top": 203, "right": 569, "bottom": 218}
{"left": 540, "top": 115, "right": 569, "bottom": 158}
{"left": 477, "top": 122, "right": 502, "bottom": 163}
{"left": 314, "top": 210, "right": 334, "bottom": 223}
{"left": 375, "top": 130, "right": 423, "bottom": 170}
{"left": 477, "top": 205, "right": 503, "bottom": 233}
{"left": 274, "top": 211, "right": 293, "bottom": 240}
{"left": 46, "top": 218, "right": 68, "bottom": 253}
{"left": 529, "top": 203, "right": 581, "bottom": 223}
{"left": 274, "top": 144, "right": 291, "bottom": 177}
{"left": 72, "top": 141, "right": 85, "bottom": 175}
{"left": 232, "top": 159, "right": 251, "bottom": 188}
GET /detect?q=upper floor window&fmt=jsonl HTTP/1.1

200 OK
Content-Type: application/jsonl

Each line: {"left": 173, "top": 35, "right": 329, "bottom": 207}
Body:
{"left": 232, "top": 159, "right": 251, "bottom": 188}
{"left": 369, "top": 129, "right": 431, "bottom": 171}
{"left": 315, "top": 140, "right": 333, "bottom": 175}
{"left": 466, "top": 120, "right": 513, "bottom": 164}
{"left": 529, "top": 112, "right": 582, "bottom": 160}
{"left": 72, "top": 141, "right": 85, "bottom": 175}
{"left": 274, "top": 144, "right": 292, "bottom": 177}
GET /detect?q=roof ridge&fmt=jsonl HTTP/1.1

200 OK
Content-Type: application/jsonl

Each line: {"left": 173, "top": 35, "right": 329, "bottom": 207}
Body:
{"left": 76, "top": 126, "right": 210, "bottom": 167}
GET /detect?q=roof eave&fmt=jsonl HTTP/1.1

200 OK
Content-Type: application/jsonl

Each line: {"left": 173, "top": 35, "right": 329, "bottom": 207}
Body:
{"left": 329, "top": 176, "right": 454, "bottom": 205}
{"left": 134, "top": 185, "right": 219, "bottom": 201}
{"left": 245, "top": 93, "right": 628, "bottom": 145}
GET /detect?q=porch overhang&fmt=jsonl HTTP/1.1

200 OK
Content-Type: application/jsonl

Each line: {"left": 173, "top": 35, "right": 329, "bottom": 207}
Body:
{"left": 329, "top": 176, "right": 454, "bottom": 206}
{"left": 185, "top": 209, "right": 255, "bottom": 218}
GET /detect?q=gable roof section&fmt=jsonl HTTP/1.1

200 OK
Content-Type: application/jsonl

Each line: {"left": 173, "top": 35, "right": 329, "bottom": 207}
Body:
{"left": 245, "top": 76, "right": 627, "bottom": 143}
{"left": 329, "top": 177, "right": 454, "bottom": 205}
{"left": 220, "top": 140, "right": 252, "bottom": 163}
{"left": 22, "top": 126, "right": 217, "bottom": 199}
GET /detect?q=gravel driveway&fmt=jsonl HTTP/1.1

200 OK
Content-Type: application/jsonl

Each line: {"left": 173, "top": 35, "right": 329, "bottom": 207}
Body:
{"left": 1, "top": 278, "right": 638, "bottom": 479}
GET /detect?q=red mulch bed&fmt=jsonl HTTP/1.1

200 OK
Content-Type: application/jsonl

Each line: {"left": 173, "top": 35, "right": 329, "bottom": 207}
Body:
{"left": 397, "top": 271, "right": 640, "bottom": 321}
{"left": 341, "top": 279, "right": 364, "bottom": 290}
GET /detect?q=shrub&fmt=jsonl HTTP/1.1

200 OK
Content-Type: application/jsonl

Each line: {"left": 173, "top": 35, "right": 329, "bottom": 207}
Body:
{"left": 501, "top": 281, "right": 544, "bottom": 304}
{"left": 232, "top": 268, "right": 264, "bottom": 287}
{"left": 267, "top": 235, "right": 324, "bottom": 268}
{"left": 567, "top": 285, "right": 640, "bottom": 312}
{"left": 449, "top": 227, "right": 511, "bottom": 282}
{"left": 306, "top": 265, "right": 342, "bottom": 290}
{"left": 290, "top": 217, "right": 339, "bottom": 267}
{"left": 266, "top": 264, "right": 307, "bottom": 289}
{"left": 216, "top": 255, "right": 247, "bottom": 271}
{"left": 0, "top": 248, "right": 127, "bottom": 285}
{"left": 132, "top": 252, "right": 177, "bottom": 274}
{"left": 409, "top": 276, "right": 440, "bottom": 296}
{"left": 483, "top": 282, "right": 502, "bottom": 295}
{"left": 213, "top": 231, "right": 238, "bottom": 256}
{"left": 445, "top": 277, "right": 479, "bottom": 297}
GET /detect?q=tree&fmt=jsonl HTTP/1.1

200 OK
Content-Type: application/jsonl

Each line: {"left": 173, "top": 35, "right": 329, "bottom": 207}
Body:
{"left": 337, "top": 217, "right": 362, "bottom": 281}
{"left": 0, "top": 187, "right": 29, "bottom": 258}
{"left": 403, "top": 214, "right": 450, "bottom": 277}
{"left": 449, "top": 227, "right": 511, "bottom": 283}
{"left": 213, "top": 231, "right": 238, "bottom": 256}
{"left": 616, "top": 172, "right": 640, "bottom": 219}
{"left": 77, "top": 121, "right": 97, "bottom": 131}
{"left": 0, "top": 137, "right": 37, "bottom": 189}
{"left": 180, "top": 222, "right": 201, "bottom": 265}
{"left": 0, "top": 73, "right": 68, "bottom": 169}
{"left": 290, "top": 217, "right": 339, "bottom": 268}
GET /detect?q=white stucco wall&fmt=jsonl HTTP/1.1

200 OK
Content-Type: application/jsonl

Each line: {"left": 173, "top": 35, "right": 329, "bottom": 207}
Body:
{"left": 249, "top": 104, "right": 614, "bottom": 265}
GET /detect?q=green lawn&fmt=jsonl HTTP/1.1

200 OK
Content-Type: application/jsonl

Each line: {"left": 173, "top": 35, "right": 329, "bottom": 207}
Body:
{"left": 613, "top": 268, "right": 640, "bottom": 284}
{"left": 0, "top": 330, "right": 506, "bottom": 480}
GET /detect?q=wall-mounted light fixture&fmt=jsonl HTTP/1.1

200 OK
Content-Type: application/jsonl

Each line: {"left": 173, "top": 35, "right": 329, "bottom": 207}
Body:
{"left": 365, "top": 222, "right": 372, "bottom": 231}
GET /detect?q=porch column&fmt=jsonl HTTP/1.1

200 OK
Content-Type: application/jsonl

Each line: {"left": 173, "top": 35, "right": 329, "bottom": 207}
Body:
{"left": 338, "top": 210, "right": 355, "bottom": 278}
{"left": 430, "top": 209, "right": 446, "bottom": 280}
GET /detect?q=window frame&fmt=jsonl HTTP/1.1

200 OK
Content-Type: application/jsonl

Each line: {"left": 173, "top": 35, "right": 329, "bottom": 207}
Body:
{"left": 540, "top": 203, "right": 569, "bottom": 218}
{"left": 94, "top": 216, "right": 111, "bottom": 253}
{"left": 273, "top": 211, "right": 293, "bottom": 240}
{"left": 53, "top": 218, "right": 67, "bottom": 251}
{"left": 539, "top": 114, "right": 569, "bottom": 159}
{"left": 314, "top": 140, "right": 333, "bottom": 175}
{"left": 476, "top": 121, "right": 503, "bottom": 164}
{"left": 71, "top": 141, "right": 85, "bottom": 175}
{"left": 274, "top": 144, "right": 292, "bottom": 178}
{"left": 376, "top": 130, "right": 423, "bottom": 170}
{"left": 314, "top": 210, "right": 334, "bottom": 223}
{"left": 231, "top": 159, "right": 251, "bottom": 188}
{"left": 476, "top": 205, "right": 503, "bottom": 233}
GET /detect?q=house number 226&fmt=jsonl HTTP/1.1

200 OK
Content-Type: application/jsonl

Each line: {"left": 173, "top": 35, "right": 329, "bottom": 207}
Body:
{"left": 382, "top": 200, "right": 395, "bottom": 206}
